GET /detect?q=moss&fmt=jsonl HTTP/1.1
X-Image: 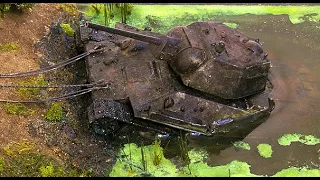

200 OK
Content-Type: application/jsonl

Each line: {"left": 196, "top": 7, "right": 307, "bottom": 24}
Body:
{"left": 0, "top": 42, "right": 20, "bottom": 52}
{"left": 273, "top": 167, "right": 320, "bottom": 177}
{"left": 16, "top": 76, "right": 47, "bottom": 100}
{"left": 60, "top": 23, "right": 75, "bottom": 37}
{"left": 278, "top": 133, "right": 320, "bottom": 146}
{"left": 2, "top": 102, "right": 34, "bottom": 116}
{"left": 44, "top": 102, "right": 64, "bottom": 122}
{"left": 59, "top": 4, "right": 78, "bottom": 16}
{"left": 0, "top": 140, "right": 92, "bottom": 177}
{"left": 233, "top": 141, "right": 251, "bottom": 151}
{"left": 0, "top": 157, "right": 3, "bottom": 172}
{"left": 257, "top": 144, "right": 273, "bottom": 158}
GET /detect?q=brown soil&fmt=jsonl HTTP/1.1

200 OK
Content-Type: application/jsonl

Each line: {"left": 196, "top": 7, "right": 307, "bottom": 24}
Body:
{"left": 0, "top": 3, "right": 64, "bottom": 157}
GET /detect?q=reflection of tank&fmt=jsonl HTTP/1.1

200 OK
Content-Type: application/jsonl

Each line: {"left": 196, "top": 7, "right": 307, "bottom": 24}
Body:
{"left": 79, "top": 20, "right": 274, "bottom": 137}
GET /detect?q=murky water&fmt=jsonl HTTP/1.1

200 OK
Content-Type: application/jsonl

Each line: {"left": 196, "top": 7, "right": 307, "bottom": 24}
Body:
{"left": 77, "top": 5, "right": 320, "bottom": 175}
{"left": 111, "top": 14, "right": 320, "bottom": 176}
{"left": 188, "top": 14, "right": 320, "bottom": 175}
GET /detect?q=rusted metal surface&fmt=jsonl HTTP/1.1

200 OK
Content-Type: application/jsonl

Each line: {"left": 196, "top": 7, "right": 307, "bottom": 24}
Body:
{"left": 80, "top": 21, "right": 274, "bottom": 137}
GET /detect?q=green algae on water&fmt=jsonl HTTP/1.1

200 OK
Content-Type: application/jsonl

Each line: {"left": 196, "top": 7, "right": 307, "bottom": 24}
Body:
{"left": 257, "top": 144, "right": 273, "bottom": 158}
{"left": 180, "top": 159, "right": 260, "bottom": 177}
{"left": 85, "top": 5, "right": 320, "bottom": 35}
{"left": 273, "top": 167, "right": 320, "bottom": 177}
{"left": 233, "top": 141, "right": 251, "bottom": 150}
{"left": 110, "top": 143, "right": 320, "bottom": 177}
{"left": 278, "top": 133, "right": 320, "bottom": 146}
{"left": 109, "top": 143, "right": 179, "bottom": 177}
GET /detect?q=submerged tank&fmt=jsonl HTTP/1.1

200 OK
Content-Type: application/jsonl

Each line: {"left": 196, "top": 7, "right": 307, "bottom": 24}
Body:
{"left": 78, "top": 20, "right": 274, "bottom": 138}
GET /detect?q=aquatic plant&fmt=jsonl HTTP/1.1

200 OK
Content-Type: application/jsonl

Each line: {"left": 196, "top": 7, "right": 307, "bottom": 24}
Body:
{"left": 60, "top": 23, "right": 75, "bottom": 37}
{"left": 232, "top": 141, "right": 251, "bottom": 150}
{"left": 109, "top": 143, "right": 179, "bottom": 177}
{"left": 257, "top": 144, "right": 273, "bottom": 158}
{"left": 152, "top": 137, "right": 162, "bottom": 166}
{"left": 0, "top": 42, "right": 20, "bottom": 52}
{"left": 110, "top": 142, "right": 320, "bottom": 177}
{"left": 278, "top": 133, "right": 320, "bottom": 146}
{"left": 44, "top": 102, "right": 64, "bottom": 122}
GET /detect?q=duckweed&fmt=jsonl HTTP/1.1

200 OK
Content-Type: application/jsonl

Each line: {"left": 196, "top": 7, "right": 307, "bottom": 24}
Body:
{"left": 110, "top": 142, "right": 320, "bottom": 177}
{"left": 278, "top": 133, "right": 320, "bottom": 146}
{"left": 257, "top": 144, "right": 273, "bottom": 158}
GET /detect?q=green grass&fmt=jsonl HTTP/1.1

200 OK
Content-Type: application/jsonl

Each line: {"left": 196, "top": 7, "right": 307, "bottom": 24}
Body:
{"left": 84, "top": 5, "right": 320, "bottom": 34}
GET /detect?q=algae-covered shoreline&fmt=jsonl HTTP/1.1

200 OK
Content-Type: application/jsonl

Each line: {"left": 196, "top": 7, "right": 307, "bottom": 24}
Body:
{"left": 82, "top": 4, "right": 320, "bottom": 33}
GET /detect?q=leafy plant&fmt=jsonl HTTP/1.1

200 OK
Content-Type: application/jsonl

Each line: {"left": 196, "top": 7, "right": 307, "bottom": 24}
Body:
{"left": 44, "top": 102, "right": 64, "bottom": 122}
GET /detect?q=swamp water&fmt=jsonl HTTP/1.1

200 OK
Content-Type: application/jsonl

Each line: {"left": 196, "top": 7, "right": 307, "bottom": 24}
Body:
{"left": 79, "top": 5, "right": 320, "bottom": 176}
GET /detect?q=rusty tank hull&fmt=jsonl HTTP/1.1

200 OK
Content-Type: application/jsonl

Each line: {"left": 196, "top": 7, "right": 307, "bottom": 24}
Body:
{"left": 79, "top": 21, "right": 274, "bottom": 137}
